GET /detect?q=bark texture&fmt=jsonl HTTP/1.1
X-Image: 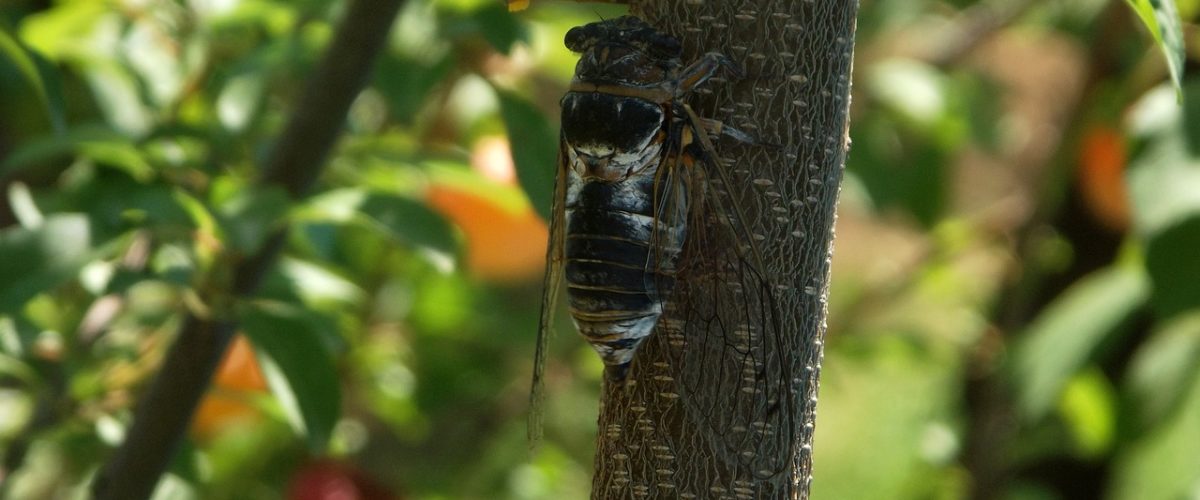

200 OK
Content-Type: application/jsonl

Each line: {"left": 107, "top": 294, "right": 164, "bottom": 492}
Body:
{"left": 591, "top": 2, "right": 859, "bottom": 498}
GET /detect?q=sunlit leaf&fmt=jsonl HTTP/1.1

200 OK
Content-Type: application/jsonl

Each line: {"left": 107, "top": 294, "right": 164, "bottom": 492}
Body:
{"left": 0, "top": 215, "right": 92, "bottom": 314}
{"left": 497, "top": 90, "right": 557, "bottom": 221}
{"left": 1011, "top": 266, "right": 1149, "bottom": 419}
{"left": 1123, "top": 312, "right": 1200, "bottom": 435}
{"left": 240, "top": 301, "right": 341, "bottom": 452}
{"left": 1109, "top": 349, "right": 1200, "bottom": 499}
{"left": 1057, "top": 369, "right": 1116, "bottom": 458}
{"left": 1124, "top": 0, "right": 1185, "bottom": 99}
{"left": 277, "top": 257, "right": 365, "bottom": 306}
{"left": 1127, "top": 128, "right": 1200, "bottom": 237}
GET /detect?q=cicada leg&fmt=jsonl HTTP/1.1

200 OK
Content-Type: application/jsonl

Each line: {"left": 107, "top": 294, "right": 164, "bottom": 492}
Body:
{"left": 677, "top": 52, "right": 743, "bottom": 96}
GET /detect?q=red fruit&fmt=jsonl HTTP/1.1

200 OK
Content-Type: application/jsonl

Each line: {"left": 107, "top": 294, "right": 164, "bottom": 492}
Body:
{"left": 286, "top": 460, "right": 397, "bottom": 500}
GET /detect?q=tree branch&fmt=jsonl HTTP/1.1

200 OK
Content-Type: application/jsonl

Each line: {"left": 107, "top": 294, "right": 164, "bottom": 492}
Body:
{"left": 89, "top": 1, "right": 405, "bottom": 498}
{"left": 591, "top": 2, "right": 859, "bottom": 498}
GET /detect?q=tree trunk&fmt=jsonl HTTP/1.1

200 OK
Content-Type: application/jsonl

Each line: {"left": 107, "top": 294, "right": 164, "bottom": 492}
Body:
{"left": 591, "top": 1, "right": 859, "bottom": 498}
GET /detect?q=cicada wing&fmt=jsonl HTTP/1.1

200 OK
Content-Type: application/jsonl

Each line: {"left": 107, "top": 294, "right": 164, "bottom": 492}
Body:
{"left": 529, "top": 138, "right": 569, "bottom": 452}
{"left": 664, "top": 105, "right": 795, "bottom": 478}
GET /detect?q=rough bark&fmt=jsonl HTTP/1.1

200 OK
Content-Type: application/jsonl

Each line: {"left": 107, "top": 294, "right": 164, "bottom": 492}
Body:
{"left": 89, "top": 1, "right": 404, "bottom": 498}
{"left": 591, "top": 2, "right": 859, "bottom": 498}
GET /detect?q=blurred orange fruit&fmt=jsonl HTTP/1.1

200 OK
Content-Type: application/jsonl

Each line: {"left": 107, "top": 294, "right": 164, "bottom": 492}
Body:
{"left": 191, "top": 335, "right": 269, "bottom": 440}
{"left": 427, "top": 137, "right": 548, "bottom": 282}
{"left": 1077, "top": 124, "right": 1130, "bottom": 232}
{"left": 426, "top": 184, "right": 548, "bottom": 283}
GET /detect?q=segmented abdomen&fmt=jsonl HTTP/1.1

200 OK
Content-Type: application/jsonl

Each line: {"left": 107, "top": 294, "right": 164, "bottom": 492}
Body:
{"left": 564, "top": 165, "right": 686, "bottom": 374}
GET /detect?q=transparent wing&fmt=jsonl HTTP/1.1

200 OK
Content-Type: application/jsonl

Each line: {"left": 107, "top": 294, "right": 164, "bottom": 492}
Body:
{"left": 528, "top": 138, "right": 568, "bottom": 452}
{"left": 656, "top": 105, "right": 795, "bottom": 478}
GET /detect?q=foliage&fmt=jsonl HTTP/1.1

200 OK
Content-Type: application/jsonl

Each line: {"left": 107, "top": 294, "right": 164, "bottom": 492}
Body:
{"left": 0, "top": 0, "right": 1197, "bottom": 499}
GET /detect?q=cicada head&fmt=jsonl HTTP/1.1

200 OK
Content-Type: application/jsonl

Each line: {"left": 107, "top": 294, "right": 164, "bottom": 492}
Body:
{"left": 564, "top": 16, "right": 682, "bottom": 88}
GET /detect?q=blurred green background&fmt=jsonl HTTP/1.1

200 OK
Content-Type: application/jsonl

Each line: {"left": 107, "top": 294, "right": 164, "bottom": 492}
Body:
{"left": 2, "top": 0, "right": 1200, "bottom": 498}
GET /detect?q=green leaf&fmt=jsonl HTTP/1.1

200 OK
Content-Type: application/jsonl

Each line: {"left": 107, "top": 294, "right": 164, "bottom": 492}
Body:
{"left": 1125, "top": 0, "right": 1185, "bottom": 99}
{"left": 1123, "top": 312, "right": 1200, "bottom": 435}
{"left": 0, "top": 29, "right": 65, "bottom": 134}
{"left": 1011, "top": 266, "right": 1149, "bottom": 419}
{"left": 1110, "top": 345, "right": 1200, "bottom": 499}
{"left": 1145, "top": 216, "right": 1200, "bottom": 317}
{"left": 358, "top": 193, "right": 456, "bottom": 255}
{"left": 299, "top": 188, "right": 457, "bottom": 255}
{"left": 0, "top": 215, "right": 92, "bottom": 314}
{"left": 373, "top": 52, "right": 454, "bottom": 125}
{"left": 0, "top": 125, "right": 154, "bottom": 181}
{"left": 1127, "top": 122, "right": 1200, "bottom": 237}
{"left": 470, "top": 3, "right": 528, "bottom": 55}
{"left": 1057, "top": 369, "right": 1116, "bottom": 458}
{"left": 215, "top": 185, "right": 291, "bottom": 255}
{"left": 239, "top": 301, "right": 341, "bottom": 452}
{"left": 497, "top": 90, "right": 557, "bottom": 222}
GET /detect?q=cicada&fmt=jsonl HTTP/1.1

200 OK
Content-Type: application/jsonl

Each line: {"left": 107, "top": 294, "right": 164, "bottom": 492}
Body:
{"left": 530, "top": 16, "right": 789, "bottom": 470}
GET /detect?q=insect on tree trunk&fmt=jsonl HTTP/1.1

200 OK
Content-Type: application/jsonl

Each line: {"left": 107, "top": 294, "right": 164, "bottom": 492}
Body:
{"left": 590, "top": 1, "right": 859, "bottom": 498}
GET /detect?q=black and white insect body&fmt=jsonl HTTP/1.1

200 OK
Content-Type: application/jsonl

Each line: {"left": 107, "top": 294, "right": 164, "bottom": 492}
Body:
{"left": 548, "top": 16, "right": 745, "bottom": 381}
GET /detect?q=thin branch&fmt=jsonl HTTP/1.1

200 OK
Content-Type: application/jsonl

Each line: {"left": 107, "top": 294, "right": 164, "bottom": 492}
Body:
{"left": 89, "top": 1, "right": 405, "bottom": 498}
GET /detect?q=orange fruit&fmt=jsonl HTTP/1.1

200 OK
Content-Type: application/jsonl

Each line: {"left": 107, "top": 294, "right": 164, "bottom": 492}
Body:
{"left": 1078, "top": 125, "right": 1130, "bottom": 232}
{"left": 190, "top": 335, "right": 269, "bottom": 440}
{"left": 426, "top": 184, "right": 548, "bottom": 283}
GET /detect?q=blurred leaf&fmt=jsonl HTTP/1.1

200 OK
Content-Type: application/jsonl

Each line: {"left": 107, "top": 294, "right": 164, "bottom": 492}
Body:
{"left": 1127, "top": 129, "right": 1200, "bottom": 237}
{"left": 497, "top": 90, "right": 557, "bottom": 221}
{"left": 373, "top": 52, "right": 454, "bottom": 124}
{"left": 216, "top": 185, "right": 291, "bottom": 255}
{"left": 1124, "top": 0, "right": 1185, "bottom": 99}
{"left": 1109, "top": 348, "right": 1200, "bottom": 499}
{"left": 359, "top": 193, "right": 457, "bottom": 255}
{"left": 1012, "top": 266, "right": 1149, "bottom": 420}
{"left": 277, "top": 257, "right": 365, "bottom": 307}
{"left": 0, "top": 125, "right": 153, "bottom": 181}
{"left": 0, "top": 29, "right": 65, "bottom": 134}
{"left": 1145, "top": 216, "right": 1200, "bottom": 318}
{"left": 217, "top": 73, "right": 265, "bottom": 132}
{"left": 867, "top": 59, "right": 950, "bottom": 134}
{"left": 846, "top": 116, "right": 948, "bottom": 226}
{"left": 440, "top": 3, "right": 528, "bottom": 55}
{"left": 16, "top": 1, "right": 108, "bottom": 59}
{"left": 1123, "top": 311, "right": 1200, "bottom": 435}
{"left": 1057, "top": 369, "right": 1116, "bottom": 458}
{"left": 811, "top": 336, "right": 963, "bottom": 500}
{"left": 240, "top": 301, "right": 341, "bottom": 452}
{"left": 0, "top": 214, "right": 92, "bottom": 314}
{"left": 470, "top": 3, "right": 527, "bottom": 55}
{"left": 1180, "top": 78, "right": 1200, "bottom": 155}
{"left": 299, "top": 188, "right": 457, "bottom": 255}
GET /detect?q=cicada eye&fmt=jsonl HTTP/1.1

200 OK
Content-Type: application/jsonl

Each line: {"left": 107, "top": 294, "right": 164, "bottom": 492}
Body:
{"left": 564, "top": 25, "right": 594, "bottom": 52}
